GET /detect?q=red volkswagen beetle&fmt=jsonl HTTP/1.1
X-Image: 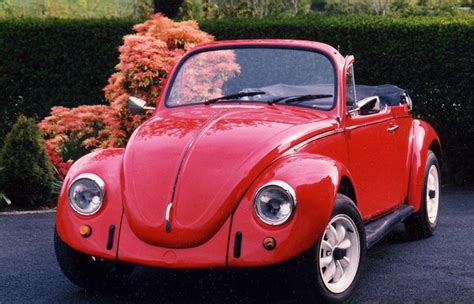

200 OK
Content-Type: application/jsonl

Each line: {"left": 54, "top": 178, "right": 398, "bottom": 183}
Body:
{"left": 55, "top": 40, "right": 441, "bottom": 302}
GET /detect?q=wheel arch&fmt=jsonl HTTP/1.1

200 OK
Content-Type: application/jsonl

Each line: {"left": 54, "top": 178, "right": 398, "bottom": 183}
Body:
{"left": 228, "top": 152, "right": 354, "bottom": 267}
{"left": 429, "top": 139, "right": 442, "bottom": 169}
{"left": 407, "top": 119, "right": 442, "bottom": 211}
{"left": 338, "top": 175, "right": 357, "bottom": 206}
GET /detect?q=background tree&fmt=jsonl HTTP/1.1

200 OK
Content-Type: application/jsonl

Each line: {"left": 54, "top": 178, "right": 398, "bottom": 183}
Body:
{"left": 154, "top": 0, "right": 184, "bottom": 17}
{"left": 132, "top": 0, "right": 154, "bottom": 18}
{"left": 373, "top": 0, "right": 391, "bottom": 15}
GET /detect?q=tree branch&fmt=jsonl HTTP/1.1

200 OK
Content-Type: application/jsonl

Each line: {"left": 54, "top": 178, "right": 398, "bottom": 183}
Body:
{"left": 153, "top": 0, "right": 184, "bottom": 18}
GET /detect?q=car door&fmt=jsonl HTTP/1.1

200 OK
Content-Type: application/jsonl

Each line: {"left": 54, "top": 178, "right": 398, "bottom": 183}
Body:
{"left": 345, "top": 111, "right": 402, "bottom": 220}
{"left": 343, "top": 64, "right": 403, "bottom": 220}
{"left": 387, "top": 105, "right": 413, "bottom": 204}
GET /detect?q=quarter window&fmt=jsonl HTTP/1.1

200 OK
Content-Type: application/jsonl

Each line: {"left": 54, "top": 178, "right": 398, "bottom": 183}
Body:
{"left": 346, "top": 65, "right": 357, "bottom": 110}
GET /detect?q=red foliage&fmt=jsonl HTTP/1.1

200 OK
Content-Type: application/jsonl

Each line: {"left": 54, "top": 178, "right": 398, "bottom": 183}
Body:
{"left": 45, "top": 143, "right": 72, "bottom": 181}
{"left": 39, "top": 14, "right": 214, "bottom": 178}
{"left": 39, "top": 105, "right": 123, "bottom": 151}
{"left": 103, "top": 14, "right": 214, "bottom": 136}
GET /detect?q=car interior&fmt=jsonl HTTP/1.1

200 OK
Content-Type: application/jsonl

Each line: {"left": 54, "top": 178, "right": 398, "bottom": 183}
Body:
{"left": 356, "top": 84, "right": 407, "bottom": 107}
{"left": 236, "top": 83, "right": 409, "bottom": 114}
{"left": 351, "top": 84, "right": 409, "bottom": 115}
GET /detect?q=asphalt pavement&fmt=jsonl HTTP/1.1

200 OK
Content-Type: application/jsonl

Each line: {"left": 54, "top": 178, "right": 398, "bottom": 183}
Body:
{"left": 1, "top": 187, "right": 473, "bottom": 303}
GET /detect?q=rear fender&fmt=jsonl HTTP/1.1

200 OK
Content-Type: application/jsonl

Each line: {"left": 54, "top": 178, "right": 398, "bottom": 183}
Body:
{"left": 228, "top": 153, "right": 353, "bottom": 267}
{"left": 55, "top": 149, "right": 125, "bottom": 260}
{"left": 407, "top": 120, "right": 441, "bottom": 211}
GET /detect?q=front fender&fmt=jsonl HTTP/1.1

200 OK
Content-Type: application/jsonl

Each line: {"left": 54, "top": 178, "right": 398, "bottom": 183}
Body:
{"left": 56, "top": 148, "right": 125, "bottom": 260}
{"left": 228, "top": 153, "right": 350, "bottom": 267}
{"left": 407, "top": 119, "right": 441, "bottom": 211}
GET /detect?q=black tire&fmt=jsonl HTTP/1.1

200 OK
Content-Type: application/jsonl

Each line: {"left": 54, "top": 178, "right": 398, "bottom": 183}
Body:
{"left": 54, "top": 229, "right": 134, "bottom": 290}
{"left": 300, "top": 194, "right": 366, "bottom": 303}
{"left": 405, "top": 150, "right": 440, "bottom": 239}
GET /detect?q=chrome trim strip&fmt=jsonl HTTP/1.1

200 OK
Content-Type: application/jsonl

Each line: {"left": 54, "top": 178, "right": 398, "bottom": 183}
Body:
{"left": 294, "top": 128, "right": 344, "bottom": 151}
{"left": 165, "top": 203, "right": 173, "bottom": 232}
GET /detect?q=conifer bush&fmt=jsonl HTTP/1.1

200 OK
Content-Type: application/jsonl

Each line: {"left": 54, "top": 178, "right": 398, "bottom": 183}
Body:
{"left": 0, "top": 116, "right": 54, "bottom": 208}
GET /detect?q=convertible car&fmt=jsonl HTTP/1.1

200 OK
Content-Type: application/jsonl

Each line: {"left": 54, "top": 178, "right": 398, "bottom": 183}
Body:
{"left": 55, "top": 40, "right": 441, "bottom": 302}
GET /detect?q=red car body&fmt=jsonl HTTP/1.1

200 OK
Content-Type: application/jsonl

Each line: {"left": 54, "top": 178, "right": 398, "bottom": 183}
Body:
{"left": 56, "top": 40, "right": 441, "bottom": 271}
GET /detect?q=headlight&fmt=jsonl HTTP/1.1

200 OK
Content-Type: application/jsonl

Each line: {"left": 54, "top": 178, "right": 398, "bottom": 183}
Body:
{"left": 254, "top": 181, "right": 296, "bottom": 225}
{"left": 68, "top": 173, "right": 105, "bottom": 216}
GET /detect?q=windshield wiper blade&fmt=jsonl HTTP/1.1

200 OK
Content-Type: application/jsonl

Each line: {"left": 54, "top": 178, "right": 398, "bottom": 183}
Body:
{"left": 204, "top": 91, "right": 266, "bottom": 105}
{"left": 267, "top": 94, "right": 333, "bottom": 105}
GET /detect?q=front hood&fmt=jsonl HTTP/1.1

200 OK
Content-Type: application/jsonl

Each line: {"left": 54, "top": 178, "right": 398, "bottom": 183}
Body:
{"left": 122, "top": 105, "right": 336, "bottom": 248}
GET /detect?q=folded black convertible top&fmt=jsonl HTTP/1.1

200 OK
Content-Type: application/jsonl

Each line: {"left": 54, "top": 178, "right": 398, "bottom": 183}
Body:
{"left": 355, "top": 84, "right": 407, "bottom": 106}
{"left": 244, "top": 83, "right": 408, "bottom": 107}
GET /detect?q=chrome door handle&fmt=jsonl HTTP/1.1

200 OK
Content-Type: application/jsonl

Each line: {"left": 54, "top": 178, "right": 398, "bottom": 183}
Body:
{"left": 387, "top": 125, "right": 400, "bottom": 132}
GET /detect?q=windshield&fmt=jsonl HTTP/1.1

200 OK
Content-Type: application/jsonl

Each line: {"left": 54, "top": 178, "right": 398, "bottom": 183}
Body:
{"left": 166, "top": 47, "right": 336, "bottom": 109}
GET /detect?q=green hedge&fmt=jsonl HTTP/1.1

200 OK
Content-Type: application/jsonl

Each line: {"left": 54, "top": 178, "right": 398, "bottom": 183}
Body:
{"left": 0, "top": 18, "right": 136, "bottom": 141}
{"left": 0, "top": 16, "right": 473, "bottom": 184}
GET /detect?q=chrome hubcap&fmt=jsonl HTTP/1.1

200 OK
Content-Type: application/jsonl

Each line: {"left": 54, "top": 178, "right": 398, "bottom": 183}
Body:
{"left": 426, "top": 165, "right": 440, "bottom": 224}
{"left": 318, "top": 214, "right": 360, "bottom": 294}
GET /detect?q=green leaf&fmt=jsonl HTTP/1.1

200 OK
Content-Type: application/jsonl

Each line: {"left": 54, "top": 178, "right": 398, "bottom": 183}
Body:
{"left": 1, "top": 193, "right": 11, "bottom": 206}
{"left": 52, "top": 179, "right": 64, "bottom": 196}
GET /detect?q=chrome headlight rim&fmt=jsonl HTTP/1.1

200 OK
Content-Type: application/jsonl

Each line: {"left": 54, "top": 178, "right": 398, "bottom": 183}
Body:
{"left": 254, "top": 180, "right": 297, "bottom": 226}
{"left": 68, "top": 173, "right": 105, "bottom": 216}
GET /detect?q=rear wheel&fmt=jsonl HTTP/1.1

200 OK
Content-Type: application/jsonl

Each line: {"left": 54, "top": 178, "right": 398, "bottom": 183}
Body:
{"left": 54, "top": 229, "right": 134, "bottom": 290}
{"left": 405, "top": 150, "right": 440, "bottom": 238}
{"left": 301, "top": 194, "right": 366, "bottom": 303}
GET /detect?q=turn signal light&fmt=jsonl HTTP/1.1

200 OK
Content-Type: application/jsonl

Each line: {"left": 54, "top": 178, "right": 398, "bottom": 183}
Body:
{"left": 79, "top": 225, "right": 92, "bottom": 238}
{"left": 263, "top": 237, "right": 276, "bottom": 250}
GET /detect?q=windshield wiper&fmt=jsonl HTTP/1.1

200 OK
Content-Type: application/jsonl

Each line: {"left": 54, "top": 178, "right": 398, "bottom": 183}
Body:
{"left": 204, "top": 91, "right": 266, "bottom": 105}
{"left": 267, "top": 94, "right": 333, "bottom": 105}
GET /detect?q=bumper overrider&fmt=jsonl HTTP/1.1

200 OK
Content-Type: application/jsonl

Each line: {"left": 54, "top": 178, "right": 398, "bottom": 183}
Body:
{"left": 56, "top": 149, "right": 336, "bottom": 269}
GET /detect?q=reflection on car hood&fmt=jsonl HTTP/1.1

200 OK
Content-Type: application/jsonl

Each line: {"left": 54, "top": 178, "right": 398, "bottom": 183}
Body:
{"left": 122, "top": 105, "right": 337, "bottom": 248}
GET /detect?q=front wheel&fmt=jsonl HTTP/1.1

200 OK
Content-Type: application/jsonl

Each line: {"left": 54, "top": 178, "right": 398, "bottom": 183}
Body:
{"left": 54, "top": 229, "right": 134, "bottom": 290}
{"left": 301, "top": 194, "right": 366, "bottom": 303}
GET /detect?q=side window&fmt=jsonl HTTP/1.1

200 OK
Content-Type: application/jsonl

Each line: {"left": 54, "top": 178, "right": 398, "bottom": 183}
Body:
{"left": 346, "top": 65, "right": 357, "bottom": 109}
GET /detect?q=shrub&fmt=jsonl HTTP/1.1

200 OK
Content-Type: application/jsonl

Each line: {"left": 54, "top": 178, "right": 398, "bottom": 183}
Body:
{"left": 38, "top": 15, "right": 213, "bottom": 177}
{"left": 39, "top": 105, "right": 122, "bottom": 158}
{"left": 0, "top": 116, "right": 54, "bottom": 208}
{"left": 103, "top": 14, "right": 214, "bottom": 139}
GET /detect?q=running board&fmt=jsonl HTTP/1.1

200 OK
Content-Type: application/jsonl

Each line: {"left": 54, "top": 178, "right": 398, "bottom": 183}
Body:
{"left": 365, "top": 205, "right": 416, "bottom": 249}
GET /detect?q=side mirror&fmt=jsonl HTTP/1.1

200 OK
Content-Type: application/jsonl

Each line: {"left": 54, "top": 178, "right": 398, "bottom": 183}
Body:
{"left": 347, "top": 96, "right": 381, "bottom": 117}
{"left": 128, "top": 96, "right": 156, "bottom": 115}
{"left": 357, "top": 96, "right": 380, "bottom": 113}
